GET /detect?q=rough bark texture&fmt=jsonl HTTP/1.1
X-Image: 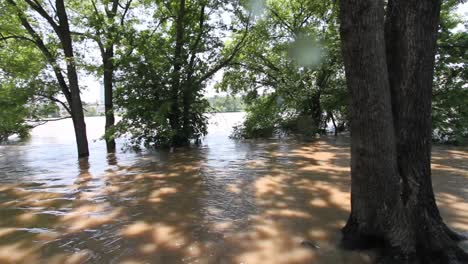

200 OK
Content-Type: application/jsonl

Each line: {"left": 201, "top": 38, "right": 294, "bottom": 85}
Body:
{"left": 340, "top": 0, "right": 468, "bottom": 263}
{"left": 339, "top": 0, "right": 402, "bottom": 249}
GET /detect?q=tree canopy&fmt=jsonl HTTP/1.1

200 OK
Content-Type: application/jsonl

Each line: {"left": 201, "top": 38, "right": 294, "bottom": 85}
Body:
{"left": 0, "top": 0, "right": 466, "bottom": 148}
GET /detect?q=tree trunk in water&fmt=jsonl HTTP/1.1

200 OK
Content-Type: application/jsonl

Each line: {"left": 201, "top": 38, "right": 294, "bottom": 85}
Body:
{"left": 339, "top": 0, "right": 467, "bottom": 262}
{"left": 309, "top": 91, "right": 322, "bottom": 132}
{"left": 169, "top": 0, "right": 188, "bottom": 147}
{"left": 328, "top": 111, "right": 338, "bottom": 136}
{"left": 103, "top": 49, "right": 116, "bottom": 153}
{"left": 339, "top": 0, "right": 402, "bottom": 250}
{"left": 56, "top": 0, "right": 89, "bottom": 158}
{"left": 385, "top": 0, "right": 468, "bottom": 246}
{"left": 182, "top": 83, "right": 192, "bottom": 142}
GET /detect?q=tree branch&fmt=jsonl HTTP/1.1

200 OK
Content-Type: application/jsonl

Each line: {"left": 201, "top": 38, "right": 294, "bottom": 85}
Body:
{"left": 28, "top": 116, "right": 72, "bottom": 128}
{"left": 24, "top": 0, "right": 60, "bottom": 33}
{"left": 269, "top": 7, "right": 295, "bottom": 34}
{"left": 36, "top": 93, "right": 71, "bottom": 114}
{"left": 197, "top": 19, "right": 251, "bottom": 84}
{"left": 120, "top": 0, "right": 132, "bottom": 26}
{"left": 0, "top": 34, "right": 36, "bottom": 44}
{"left": 6, "top": 0, "right": 72, "bottom": 105}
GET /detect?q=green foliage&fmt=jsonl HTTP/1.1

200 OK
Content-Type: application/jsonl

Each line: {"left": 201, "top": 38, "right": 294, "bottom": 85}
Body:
{"left": 0, "top": 18, "right": 49, "bottom": 141}
{"left": 1, "top": 0, "right": 466, "bottom": 147}
{"left": 207, "top": 95, "right": 245, "bottom": 112}
{"left": 432, "top": 1, "right": 468, "bottom": 145}
{"left": 115, "top": 0, "right": 248, "bottom": 148}
{"left": 220, "top": 0, "right": 347, "bottom": 139}
{"left": 231, "top": 95, "right": 280, "bottom": 138}
{"left": 0, "top": 82, "right": 31, "bottom": 140}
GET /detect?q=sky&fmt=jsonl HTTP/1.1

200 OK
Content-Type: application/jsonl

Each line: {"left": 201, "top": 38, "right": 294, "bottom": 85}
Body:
{"left": 79, "top": 2, "right": 468, "bottom": 104}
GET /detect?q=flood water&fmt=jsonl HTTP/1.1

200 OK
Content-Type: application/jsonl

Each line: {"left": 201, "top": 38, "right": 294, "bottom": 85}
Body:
{"left": 0, "top": 113, "right": 467, "bottom": 264}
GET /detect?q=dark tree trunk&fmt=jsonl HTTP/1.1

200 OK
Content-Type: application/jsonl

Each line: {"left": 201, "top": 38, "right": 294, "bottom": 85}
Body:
{"left": 169, "top": 0, "right": 188, "bottom": 147}
{"left": 9, "top": 0, "right": 90, "bottom": 157}
{"left": 182, "top": 83, "right": 192, "bottom": 141}
{"left": 98, "top": 0, "right": 120, "bottom": 153}
{"left": 385, "top": 0, "right": 468, "bottom": 250}
{"left": 339, "top": 0, "right": 468, "bottom": 262}
{"left": 56, "top": 0, "right": 89, "bottom": 158}
{"left": 103, "top": 49, "right": 116, "bottom": 153}
{"left": 328, "top": 111, "right": 338, "bottom": 136}
{"left": 339, "top": 0, "right": 402, "bottom": 250}
{"left": 309, "top": 91, "right": 322, "bottom": 132}
{"left": 181, "top": 4, "right": 205, "bottom": 144}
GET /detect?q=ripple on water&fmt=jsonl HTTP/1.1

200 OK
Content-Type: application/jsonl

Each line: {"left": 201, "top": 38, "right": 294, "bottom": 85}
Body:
{"left": 0, "top": 114, "right": 466, "bottom": 264}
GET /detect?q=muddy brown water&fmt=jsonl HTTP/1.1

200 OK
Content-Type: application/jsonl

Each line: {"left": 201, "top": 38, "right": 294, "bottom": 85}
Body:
{"left": 0, "top": 113, "right": 467, "bottom": 264}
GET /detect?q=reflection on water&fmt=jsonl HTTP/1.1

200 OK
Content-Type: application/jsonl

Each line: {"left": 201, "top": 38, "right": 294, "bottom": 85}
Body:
{"left": 0, "top": 113, "right": 467, "bottom": 263}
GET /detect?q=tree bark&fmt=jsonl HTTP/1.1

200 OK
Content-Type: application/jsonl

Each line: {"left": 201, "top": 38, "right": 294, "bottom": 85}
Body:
{"left": 100, "top": 0, "right": 120, "bottom": 153}
{"left": 181, "top": 4, "right": 205, "bottom": 143}
{"left": 7, "top": 0, "right": 89, "bottom": 157}
{"left": 339, "top": 0, "right": 468, "bottom": 262}
{"left": 103, "top": 49, "right": 116, "bottom": 153}
{"left": 169, "top": 0, "right": 187, "bottom": 147}
{"left": 339, "top": 0, "right": 403, "bottom": 249}
{"left": 328, "top": 111, "right": 338, "bottom": 136}
{"left": 309, "top": 91, "right": 322, "bottom": 132}
{"left": 56, "top": 0, "right": 89, "bottom": 158}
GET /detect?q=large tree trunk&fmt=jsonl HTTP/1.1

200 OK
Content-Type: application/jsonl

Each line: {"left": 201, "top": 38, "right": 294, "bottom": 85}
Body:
{"left": 339, "top": 0, "right": 403, "bottom": 250}
{"left": 339, "top": 0, "right": 467, "bottom": 263}
{"left": 385, "top": 0, "right": 468, "bottom": 249}
{"left": 103, "top": 49, "right": 116, "bottom": 153}
{"left": 56, "top": 0, "right": 89, "bottom": 158}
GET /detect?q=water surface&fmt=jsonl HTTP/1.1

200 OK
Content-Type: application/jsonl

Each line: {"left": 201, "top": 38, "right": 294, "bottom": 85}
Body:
{"left": 0, "top": 113, "right": 467, "bottom": 263}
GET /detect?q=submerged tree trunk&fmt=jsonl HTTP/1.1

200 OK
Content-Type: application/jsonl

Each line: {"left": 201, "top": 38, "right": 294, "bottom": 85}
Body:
{"left": 328, "top": 111, "right": 338, "bottom": 136}
{"left": 339, "top": 0, "right": 402, "bottom": 250}
{"left": 56, "top": 0, "right": 89, "bottom": 158}
{"left": 103, "top": 50, "right": 116, "bottom": 153}
{"left": 339, "top": 0, "right": 467, "bottom": 262}
{"left": 169, "top": 0, "right": 188, "bottom": 147}
{"left": 8, "top": 0, "right": 89, "bottom": 157}
{"left": 309, "top": 91, "right": 322, "bottom": 132}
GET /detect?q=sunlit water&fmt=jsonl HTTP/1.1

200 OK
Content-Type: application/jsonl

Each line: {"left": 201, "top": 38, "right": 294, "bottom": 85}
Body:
{"left": 0, "top": 113, "right": 467, "bottom": 264}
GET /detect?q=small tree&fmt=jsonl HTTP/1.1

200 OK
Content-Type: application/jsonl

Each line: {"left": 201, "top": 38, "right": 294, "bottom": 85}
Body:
{"left": 4, "top": 0, "right": 89, "bottom": 157}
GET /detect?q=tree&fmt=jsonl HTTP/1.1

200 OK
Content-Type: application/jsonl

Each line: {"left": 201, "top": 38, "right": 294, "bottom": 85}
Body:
{"left": 219, "top": 0, "right": 347, "bottom": 138}
{"left": 74, "top": 0, "right": 135, "bottom": 153}
{"left": 115, "top": 0, "right": 249, "bottom": 148}
{"left": 0, "top": 82, "right": 31, "bottom": 141}
{"left": 207, "top": 95, "right": 244, "bottom": 113}
{"left": 339, "top": 0, "right": 467, "bottom": 262}
{"left": 0, "top": 20, "right": 40, "bottom": 141}
{"left": 4, "top": 0, "right": 89, "bottom": 157}
{"left": 432, "top": 0, "right": 468, "bottom": 145}
{"left": 0, "top": 10, "right": 63, "bottom": 141}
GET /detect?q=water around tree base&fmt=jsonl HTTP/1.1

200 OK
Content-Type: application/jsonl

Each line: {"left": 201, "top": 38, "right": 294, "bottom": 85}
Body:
{"left": 0, "top": 113, "right": 466, "bottom": 263}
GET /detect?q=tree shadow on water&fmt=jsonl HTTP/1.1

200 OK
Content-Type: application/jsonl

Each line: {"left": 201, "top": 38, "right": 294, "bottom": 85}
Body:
{"left": 0, "top": 137, "right": 466, "bottom": 263}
